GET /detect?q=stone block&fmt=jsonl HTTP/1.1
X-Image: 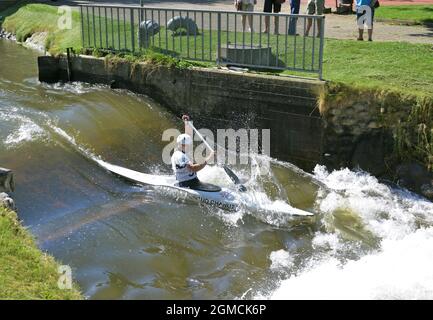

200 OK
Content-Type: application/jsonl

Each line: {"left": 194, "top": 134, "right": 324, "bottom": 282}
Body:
{"left": 220, "top": 44, "right": 273, "bottom": 67}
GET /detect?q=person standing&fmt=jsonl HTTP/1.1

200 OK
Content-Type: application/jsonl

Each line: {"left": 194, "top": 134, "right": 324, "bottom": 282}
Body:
{"left": 263, "top": 0, "right": 282, "bottom": 35}
{"left": 235, "top": 0, "right": 257, "bottom": 32}
{"left": 356, "top": 0, "right": 378, "bottom": 41}
{"left": 304, "top": 0, "right": 325, "bottom": 37}
{"left": 288, "top": 0, "right": 301, "bottom": 35}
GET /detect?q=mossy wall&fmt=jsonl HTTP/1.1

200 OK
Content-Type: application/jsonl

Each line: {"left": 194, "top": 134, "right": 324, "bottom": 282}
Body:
{"left": 321, "top": 83, "right": 433, "bottom": 179}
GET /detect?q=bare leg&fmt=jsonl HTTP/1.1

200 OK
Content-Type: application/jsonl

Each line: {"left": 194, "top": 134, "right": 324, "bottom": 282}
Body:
{"left": 305, "top": 18, "right": 312, "bottom": 36}
{"left": 248, "top": 14, "right": 253, "bottom": 31}
{"left": 274, "top": 16, "right": 279, "bottom": 34}
{"left": 264, "top": 16, "right": 270, "bottom": 33}
{"left": 357, "top": 28, "right": 364, "bottom": 40}
{"left": 316, "top": 19, "right": 321, "bottom": 37}
{"left": 368, "top": 28, "right": 373, "bottom": 41}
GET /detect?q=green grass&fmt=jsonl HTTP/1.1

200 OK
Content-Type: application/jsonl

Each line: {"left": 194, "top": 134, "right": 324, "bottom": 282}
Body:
{"left": 1, "top": 2, "right": 81, "bottom": 53}
{"left": 2, "top": 3, "right": 433, "bottom": 96}
{"left": 0, "top": 208, "right": 82, "bottom": 299}
{"left": 375, "top": 5, "right": 433, "bottom": 25}
{"left": 322, "top": 39, "right": 433, "bottom": 97}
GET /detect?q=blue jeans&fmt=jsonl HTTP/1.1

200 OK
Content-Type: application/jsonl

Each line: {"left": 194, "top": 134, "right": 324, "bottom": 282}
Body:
{"left": 288, "top": 0, "right": 301, "bottom": 35}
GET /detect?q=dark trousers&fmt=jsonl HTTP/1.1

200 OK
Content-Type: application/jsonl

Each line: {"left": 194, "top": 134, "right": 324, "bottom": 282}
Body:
{"left": 178, "top": 177, "right": 200, "bottom": 188}
{"left": 288, "top": 0, "right": 301, "bottom": 35}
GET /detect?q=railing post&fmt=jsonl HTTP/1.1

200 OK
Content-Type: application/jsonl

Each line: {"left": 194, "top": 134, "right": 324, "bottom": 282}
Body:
{"left": 92, "top": 6, "right": 96, "bottom": 48}
{"left": 77, "top": 4, "right": 325, "bottom": 78}
{"left": 80, "top": 6, "right": 84, "bottom": 48}
{"left": 131, "top": 8, "right": 135, "bottom": 53}
{"left": 217, "top": 12, "right": 221, "bottom": 65}
{"left": 138, "top": 7, "right": 142, "bottom": 49}
{"left": 318, "top": 16, "right": 325, "bottom": 80}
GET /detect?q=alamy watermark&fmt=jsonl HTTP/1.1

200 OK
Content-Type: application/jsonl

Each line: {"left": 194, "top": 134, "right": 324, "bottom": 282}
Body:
{"left": 57, "top": 6, "right": 73, "bottom": 30}
{"left": 162, "top": 125, "right": 271, "bottom": 166}
{"left": 57, "top": 265, "right": 72, "bottom": 290}
{"left": 356, "top": 5, "right": 374, "bottom": 29}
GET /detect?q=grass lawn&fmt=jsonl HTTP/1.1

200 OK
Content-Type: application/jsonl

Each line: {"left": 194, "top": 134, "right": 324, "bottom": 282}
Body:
{"left": 2, "top": 3, "right": 433, "bottom": 96}
{"left": 0, "top": 2, "right": 82, "bottom": 53}
{"left": 375, "top": 5, "right": 433, "bottom": 25}
{"left": 322, "top": 39, "right": 433, "bottom": 97}
{"left": 0, "top": 208, "right": 82, "bottom": 299}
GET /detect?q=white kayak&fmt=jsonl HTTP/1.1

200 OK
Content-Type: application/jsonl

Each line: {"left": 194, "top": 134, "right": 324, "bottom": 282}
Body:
{"left": 96, "top": 159, "right": 313, "bottom": 217}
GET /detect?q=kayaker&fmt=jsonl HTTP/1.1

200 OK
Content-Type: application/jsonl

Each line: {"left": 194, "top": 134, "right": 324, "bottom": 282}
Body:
{"left": 171, "top": 115, "right": 215, "bottom": 189}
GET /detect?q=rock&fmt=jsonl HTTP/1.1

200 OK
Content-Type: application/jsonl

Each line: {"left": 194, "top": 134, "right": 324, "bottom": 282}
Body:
{"left": 396, "top": 162, "right": 433, "bottom": 200}
{"left": 351, "top": 126, "right": 365, "bottom": 136}
{"left": 421, "top": 183, "right": 433, "bottom": 199}
{"left": 329, "top": 107, "right": 342, "bottom": 116}
{"left": 351, "top": 131, "right": 394, "bottom": 176}
{"left": 333, "top": 125, "right": 344, "bottom": 134}
{"left": 367, "top": 121, "right": 381, "bottom": 129}
{"left": 23, "top": 32, "right": 48, "bottom": 52}
{"left": 0, "top": 192, "right": 15, "bottom": 211}
{"left": 353, "top": 103, "right": 368, "bottom": 112}
{"left": 340, "top": 117, "right": 358, "bottom": 127}
{"left": 0, "top": 167, "right": 14, "bottom": 192}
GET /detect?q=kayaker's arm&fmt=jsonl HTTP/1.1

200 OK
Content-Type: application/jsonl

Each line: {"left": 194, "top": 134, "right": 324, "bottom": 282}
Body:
{"left": 187, "top": 162, "right": 206, "bottom": 172}
{"left": 187, "top": 151, "right": 214, "bottom": 172}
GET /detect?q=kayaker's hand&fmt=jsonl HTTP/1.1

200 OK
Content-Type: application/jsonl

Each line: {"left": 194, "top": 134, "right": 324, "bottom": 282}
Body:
{"left": 182, "top": 115, "right": 190, "bottom": 122}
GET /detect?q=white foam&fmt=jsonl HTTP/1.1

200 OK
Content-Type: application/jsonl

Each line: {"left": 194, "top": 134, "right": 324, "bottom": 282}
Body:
{"left": 0, "top": 109, "right": 47, "bottom": 147}
{"left": 42, "top": 81, "right": 107, "bottom": 95}
{"left": 270, "top": 250, "right": 294, "bottom": 270}
{"left": 312, "top": 232, "right": 341, "bottom": 253}
{"left": 266, "top": 166, "right": 433, "bottom": 300}
{"left": 314, "top": 166, "right": 433, "bottom": 240}
{"left": 5, "top": 121, "right": 45, "bottom": 146}
{"left": 271, "top": 227, "right": 433, "bottom": 300}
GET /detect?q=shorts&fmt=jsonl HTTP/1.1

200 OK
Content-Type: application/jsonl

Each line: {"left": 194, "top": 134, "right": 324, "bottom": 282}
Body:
{"left": 306, "top": 0, "right": 325, "bottom": 15}
{"left": 356, "top": 7, "right": 375, "bottom": 28}
{"left": 241, "top": 3, "right": 254, "bottom": 11}
{"left": 264, "top": 0, "right": 281, "bottom": 13}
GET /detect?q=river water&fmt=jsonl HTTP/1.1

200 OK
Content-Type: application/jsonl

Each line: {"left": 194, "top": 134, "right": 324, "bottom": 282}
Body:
{"left": 1, "top": 39, "right": 433, "bottom": 300}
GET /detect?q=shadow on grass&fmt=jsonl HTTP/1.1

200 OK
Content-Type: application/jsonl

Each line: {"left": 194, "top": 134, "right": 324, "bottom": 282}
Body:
{"left": 146, "top": 45, "right": 183, "bottom": 57}
{"left": 408, "top": 24, "right": 433, "bottom": 38}
{"left": 0, "top": 0, "right": 28, "bottom": 27}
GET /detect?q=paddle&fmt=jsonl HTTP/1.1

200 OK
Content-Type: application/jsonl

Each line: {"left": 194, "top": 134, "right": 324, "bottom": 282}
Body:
{"left": 186, "top": 121, "right": 247, "bottom": 192}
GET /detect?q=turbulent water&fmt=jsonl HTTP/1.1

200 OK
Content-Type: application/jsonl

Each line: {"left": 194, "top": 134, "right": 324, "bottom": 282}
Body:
{"left": 1, "top": 39, "right": 433, "bottom": 300}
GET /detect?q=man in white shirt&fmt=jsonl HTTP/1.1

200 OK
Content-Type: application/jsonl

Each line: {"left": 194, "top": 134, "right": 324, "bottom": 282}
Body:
{"left": 171, "top": 115, "right": 215, "bottom": 189}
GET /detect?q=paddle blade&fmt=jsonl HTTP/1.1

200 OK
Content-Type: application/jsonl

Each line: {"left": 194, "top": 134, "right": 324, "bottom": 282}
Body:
{"left": 223, "top": 165, "right": 241, "bottom": 184}
{"left": 223, "top": 165, "right": 247, "bottom": 192}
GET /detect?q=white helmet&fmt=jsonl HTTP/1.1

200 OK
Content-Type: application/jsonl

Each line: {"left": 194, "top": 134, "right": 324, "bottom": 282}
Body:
{"left": 176, "top": 133, "right": 192, "bottom": 145}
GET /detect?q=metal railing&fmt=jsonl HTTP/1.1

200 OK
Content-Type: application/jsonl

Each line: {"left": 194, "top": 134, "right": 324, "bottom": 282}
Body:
{"left": 79, "top": 4, "right": 325, "bottom": 79}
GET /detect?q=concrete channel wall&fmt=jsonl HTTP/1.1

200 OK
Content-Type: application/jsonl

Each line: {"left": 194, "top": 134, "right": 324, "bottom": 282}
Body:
{"left": 39, "top": 54, "right": 325, "bottom": 171}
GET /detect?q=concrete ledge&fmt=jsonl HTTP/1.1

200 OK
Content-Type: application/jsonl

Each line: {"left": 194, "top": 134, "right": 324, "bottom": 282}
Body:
{"left": 0, "top": 167, "right": 14, "bottom": 193}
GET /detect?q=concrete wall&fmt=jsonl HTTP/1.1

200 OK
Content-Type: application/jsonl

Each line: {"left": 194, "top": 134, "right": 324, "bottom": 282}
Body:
{"left": 39, "top": 55, "right": 325, "bottom": 171}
